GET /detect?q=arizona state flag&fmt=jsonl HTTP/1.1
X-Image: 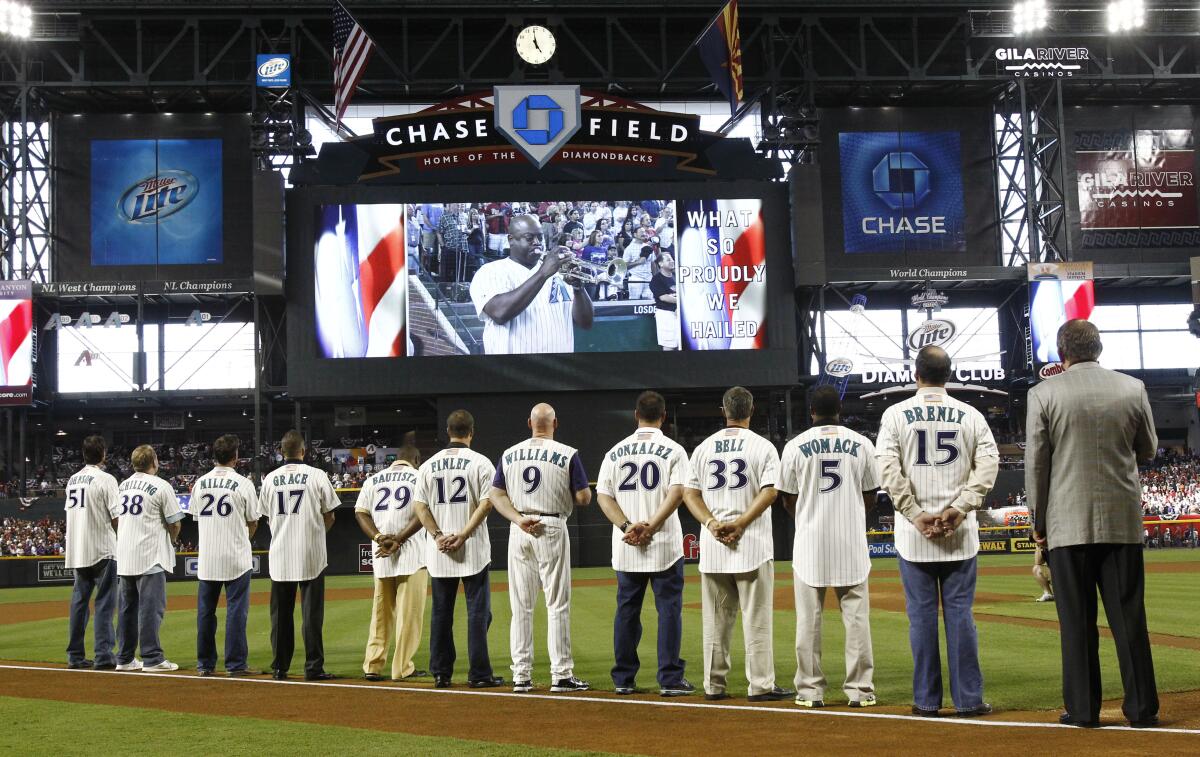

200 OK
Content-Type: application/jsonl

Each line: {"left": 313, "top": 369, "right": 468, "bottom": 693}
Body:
{"left": 697, "top": 0, "right": 744, "bottom": 114}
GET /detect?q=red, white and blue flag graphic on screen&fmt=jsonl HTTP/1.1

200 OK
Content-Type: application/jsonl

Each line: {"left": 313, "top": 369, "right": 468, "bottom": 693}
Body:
{"left": 1030, "top": 279, "right": 1094, "bottom": 364}
{"left": 314, "top": 204, "right": 407, "bottom": 358}
{"left": 0, "top": 284, "right": 33, "bottom": 401}
{"left": 677, "top": 198, "right": 767, "bottom": 351}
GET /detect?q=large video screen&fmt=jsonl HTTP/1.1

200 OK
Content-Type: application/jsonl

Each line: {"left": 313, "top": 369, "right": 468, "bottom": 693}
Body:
{"left": 313, "top": 199, "right": 766, "bottom": 358}
{"left": 1030, "top": 279, "right": 1095, "bottom": 364}
{"left": 0, "top": 281, "right": 33, "bottom": 406}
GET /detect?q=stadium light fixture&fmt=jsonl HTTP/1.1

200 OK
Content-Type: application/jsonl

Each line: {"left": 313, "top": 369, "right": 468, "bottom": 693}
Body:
{"left": 1012, "top": 1, "right": 1048, "bottom": 35}
{"left": 1107, "top": 0, "right": 1145, "bottom": 33}
{"left": 0, "top": 1, "right": 33, "bottom": 39}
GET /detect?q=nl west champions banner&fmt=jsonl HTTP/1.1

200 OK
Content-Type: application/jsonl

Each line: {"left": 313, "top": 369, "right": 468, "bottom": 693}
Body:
{"left": 838, "top": 131, "right": 966, "bottom": 254}
{"left": 90, "top": 139, "right": 223, "bottom": 266}
{"left": 1075, "top": 129, "right": 1200, "bottom": 248}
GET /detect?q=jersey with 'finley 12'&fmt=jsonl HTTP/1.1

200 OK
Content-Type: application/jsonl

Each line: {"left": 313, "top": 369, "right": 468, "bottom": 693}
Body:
{"left": 469, "top": 258, "right": 575, "bottom": 355}
{"left": 63, "top": 464, "right": 119, "bottom": 570}
{"left": 686, "top": 427, "right": 780, "bottom": 574}
{"left": 494, "top": 437, "right": 589, "bottom": 515}
{"left": 113, "top": 472, "right": 180, "bottom": 576}
{"left": 415, "top": 447, "right": 495, "bottom": 578}
{"left": 190, "top": 466, "right": 258, "bottom": 582}
{"left": 354, "top": 461, "right": 426, "bottom": 579}
{"left": 596, "top": 427, "right": 688, "bottom": 573}
{"left": 777, "top": 425, "right": 879, "bottom": 587}
{"left": 258, "top": 463, "right": 340, "bottom": 582}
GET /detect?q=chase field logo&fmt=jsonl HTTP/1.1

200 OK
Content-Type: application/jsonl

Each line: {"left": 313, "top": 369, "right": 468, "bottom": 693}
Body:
{"left": 906, "top": 318, "right": 956, "bottom": 351}
{"left": 493, "top": 85, "right": 582, "bottom": 169}
{"left": 995, "top": 47, "right": 1089, "bottom": 78}
{"left": 118, "top": 170, "right": 198, "bottom": 224}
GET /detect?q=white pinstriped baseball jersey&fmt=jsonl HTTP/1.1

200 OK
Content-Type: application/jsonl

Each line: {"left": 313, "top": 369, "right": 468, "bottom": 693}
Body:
{"left": 354, "top": 461, "right": 426, "bottom": 578}
{"left": 63, "top": 465, "right": 119, "bottom": 570}
{"left": 414, "top": 446, "right": 495, "bottom": 578}
{"left": 685, "top": 427, "right": 780, "bottom": 574}
{"left": 113, "top": 472, "right": 181, "bottom": 576}
{"left": 778, "top": 426, "right": 879, "bottom": 587}
{"left": 876, "top": 387, "right": 999, "bottom": 562}
{"left": 190, "top": 466, "right": 257, "bottom": 582}
{"left": 469, "top": 257, "right": 575, "bottom": 355}
{"left": 494, "top": 437, "right": 589, "bottom": 516}
{"left": 258, "top": 462, "right": 340, "bottom": 582}
{"left": 596, "top": 427, "right": 688, "bottom": 573}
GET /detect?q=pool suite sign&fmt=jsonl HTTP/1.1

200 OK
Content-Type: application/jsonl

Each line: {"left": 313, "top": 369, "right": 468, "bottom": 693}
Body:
{"left": 360, "top": 86, "right": 721, "bottom": 179}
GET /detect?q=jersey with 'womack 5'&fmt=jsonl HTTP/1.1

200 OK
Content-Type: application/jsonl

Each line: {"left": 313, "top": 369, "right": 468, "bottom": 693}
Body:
{"left": 875, "top": 388, "right": 999, "bottom": 563}
{"left": 685, "top": 427, "right": 779, "bottom": 574}
{"left": 190, "top": 466, "right": 257, "bottom": 582}
{"left": 414, "top": 447, "right": 495, "bottom": 578}
{"left": 63, "top": 464, "right": 119, "bottom": 570}
{"left": 258, "top": 463, "right": 340, "bottom": 582}
{"left": 777, "top": 426, "right": 879, "bottom": 587}
{"left": 596, "top": 427, "right": 688, "bottom": 573}
{"left": 354, "top": 461, "right": 425, "bottom": 579}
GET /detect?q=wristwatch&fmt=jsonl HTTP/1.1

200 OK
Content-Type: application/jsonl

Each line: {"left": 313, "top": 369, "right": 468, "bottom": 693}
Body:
{"left": 619, "top": 521, "right": 632, "bottom": 533}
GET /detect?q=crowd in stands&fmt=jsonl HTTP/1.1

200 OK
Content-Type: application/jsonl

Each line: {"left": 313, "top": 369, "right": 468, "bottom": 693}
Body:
{"left": 1141, "top": 450, "right": 1200, "bottom": 518}
{"left": 0, "top": 516, "right": 64, "bottom": 557}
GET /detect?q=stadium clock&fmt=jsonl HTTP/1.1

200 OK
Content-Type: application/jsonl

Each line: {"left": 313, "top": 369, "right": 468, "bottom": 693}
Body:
{"left": 516, "top": 25, "right": 556, "bottom": 65}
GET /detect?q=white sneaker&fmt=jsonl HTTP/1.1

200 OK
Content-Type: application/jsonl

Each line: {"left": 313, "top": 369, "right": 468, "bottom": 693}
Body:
{"left": 1035, "top": 593, "right": 1054, "bottom": 603}
{"left": 115, "top": 660, "right": 143, "bottom": 672}
{"left": 142, "top": 660, "right": 180, "bottom": 673}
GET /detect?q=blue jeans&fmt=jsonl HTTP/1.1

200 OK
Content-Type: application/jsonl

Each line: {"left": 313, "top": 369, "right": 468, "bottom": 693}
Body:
{"left": 197, "top": 571, "right": 252, "bottom": 672}
{"left": 117, "top": 572, "right": 168, "bottom": 666}
{"left": 67, "top": 558, "right": 118, "bottom": 666}
{"left": 612, "top": 559, "right": 686, "bottom": 689}
{"left": 898, "top": 556, "right": 984, "bottom": 712}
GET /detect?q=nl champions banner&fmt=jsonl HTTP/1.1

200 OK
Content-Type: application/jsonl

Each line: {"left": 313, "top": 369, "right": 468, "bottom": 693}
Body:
{"left": 838, "top": 131, "right": 966, "bottom": 255}
{"left": 314, "top": 198, "right": 766, "bottom": 358}
{"left": 90, "top": 139, "right": 223, "bottom": 266}
{"left": 1075, "top": 129, "right": 1200, "bottom": 248}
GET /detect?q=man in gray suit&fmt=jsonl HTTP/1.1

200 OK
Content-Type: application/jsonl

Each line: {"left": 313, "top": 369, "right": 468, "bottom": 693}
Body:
{"left": 1025, "top": 319, "right": 1158, "bottom": 729}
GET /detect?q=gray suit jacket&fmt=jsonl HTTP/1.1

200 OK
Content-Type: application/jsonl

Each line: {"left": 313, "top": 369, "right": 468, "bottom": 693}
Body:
{"left": 1025, "top": 361, "right": 1157, "bottom": 549}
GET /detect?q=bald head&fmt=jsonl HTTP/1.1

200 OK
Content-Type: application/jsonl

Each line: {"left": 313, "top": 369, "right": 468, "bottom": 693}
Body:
{"left": 1057, "top": 319, "right": 1102, "bottom": 364}
{"left": 915, "top": 346, "right": 951, "bottom": 386}
{"left": 528, "top": 403, "right": 558, "bottom": 437}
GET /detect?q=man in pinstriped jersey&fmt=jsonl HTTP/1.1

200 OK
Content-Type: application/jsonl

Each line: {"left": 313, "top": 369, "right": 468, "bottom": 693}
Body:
{"left": 876, "top": 346, "right": 999, "bottom": 718}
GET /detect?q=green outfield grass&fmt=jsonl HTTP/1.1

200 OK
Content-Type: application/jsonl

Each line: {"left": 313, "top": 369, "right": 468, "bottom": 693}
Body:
{"left": 1, "top": 552, "right": 1198, "bottom": 717}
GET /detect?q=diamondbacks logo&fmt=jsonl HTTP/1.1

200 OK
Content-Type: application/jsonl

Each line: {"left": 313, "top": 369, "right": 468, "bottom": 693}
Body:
{"left": 118, "top": 170, "right": 198, "bottom": 223}
{"left": 493, "top": 85, "right": 582, "bottom": 168}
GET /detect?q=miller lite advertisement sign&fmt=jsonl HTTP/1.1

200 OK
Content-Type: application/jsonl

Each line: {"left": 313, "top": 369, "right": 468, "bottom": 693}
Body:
{"left": 91, "top": 138, "right": 224, "bottom": 266}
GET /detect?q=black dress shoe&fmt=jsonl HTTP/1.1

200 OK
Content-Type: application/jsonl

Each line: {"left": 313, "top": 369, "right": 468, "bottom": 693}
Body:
{"left": 956, "top": 703, "right": 993, "bottom": 718}
{"left": 1058, "top": 713, "right": 1099, "bottom": 728}
{"left": 197, "top": 669, "right": 214, "bottom": 677}
{"left": 67, "top": 660, "right": 94, "bottom": 670}
{"left": 747, "top": 687, "right": 794, "bottom": 702}
{"left": 228, "top": 668, "right": 262, "bottom": 677}
{"left": 363, "top": 672, "right": 384, "bottom": 681}
{"left": 272, "top": 670, "right": 288, "bottom": 680}
{"left": 468, "top": 676, "right": 504, "bottom": 689}
{"left": 911, "top": 705, "right": 940, "bottom": 717}
{"left": 305, "top": 672, "right": 337, "bottom": 681}
{"left": 434, "top": 676, "right": 452, "bottom": 688}
{"left": 93, "top": 661, "right": 116, "bottom": 671}
{"left": 1129, "top": 716, "right": 1159, "bottom": 729}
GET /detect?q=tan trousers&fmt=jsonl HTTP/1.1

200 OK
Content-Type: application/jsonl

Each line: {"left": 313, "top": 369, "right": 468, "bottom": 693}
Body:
{"left": 793, "top": 580, "right": 874, "bottom": 702}
{"left": 701, "top": 561, "right": 776, "bottom": 697}
{"left": 363, "top": 569, "right": 428, "bottom": 680}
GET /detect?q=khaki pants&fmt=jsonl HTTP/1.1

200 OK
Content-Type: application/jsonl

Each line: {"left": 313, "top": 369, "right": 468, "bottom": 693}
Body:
{"left": 363, "top": 569, "right": 428, "bottom": 679}
{"left": 793, "top": 580, "right": 874, "bottom": 702}
{"left": 701, "top": 561, "right": 775, "bottom": 697}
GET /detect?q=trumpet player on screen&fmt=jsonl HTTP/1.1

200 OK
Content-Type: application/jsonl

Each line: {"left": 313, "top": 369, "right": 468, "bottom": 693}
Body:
{"left": 469, "top": 214, "right": 594, "bottom": 355}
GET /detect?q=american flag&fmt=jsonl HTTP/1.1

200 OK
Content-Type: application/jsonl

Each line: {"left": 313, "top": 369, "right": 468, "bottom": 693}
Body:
{"left": 332, "top": 1, "right": 375, "bottom": 129}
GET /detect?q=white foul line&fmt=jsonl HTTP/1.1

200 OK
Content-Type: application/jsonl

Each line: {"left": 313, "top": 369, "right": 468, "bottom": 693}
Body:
{"left": 1, "top": 664, "right": 1197, "bottom": 737}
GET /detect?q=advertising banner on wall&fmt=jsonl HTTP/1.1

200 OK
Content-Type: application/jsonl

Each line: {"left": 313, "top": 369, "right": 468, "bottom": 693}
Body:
{"left": 1076, "top": 129, "right": 1200, "bottom": 248}
{"left": 838, "top": 131, "right": 966, "bottom": 255}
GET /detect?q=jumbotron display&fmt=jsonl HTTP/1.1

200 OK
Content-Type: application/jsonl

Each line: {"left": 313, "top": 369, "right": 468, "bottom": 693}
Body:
{"left": 313, "top": 198, "right": 766, "bottom": 358}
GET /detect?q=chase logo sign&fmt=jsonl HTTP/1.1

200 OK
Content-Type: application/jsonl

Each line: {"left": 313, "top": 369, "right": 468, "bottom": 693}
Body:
{"left": 874, "top": 152, "right": 930, "bottom": 210}
{"left": 118, "top": 170, "right": 198, "bottom": 224}
{"left": 256, "top": 54, "right": 291, "bottom": 87}
{"left": 493, "top": 85, "right": 582, "bottom": 169}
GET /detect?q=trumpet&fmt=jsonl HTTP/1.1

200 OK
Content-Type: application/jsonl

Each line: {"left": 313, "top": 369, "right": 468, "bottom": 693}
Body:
{"left": 543, "top": 250, "right": 628, "bottom": 287}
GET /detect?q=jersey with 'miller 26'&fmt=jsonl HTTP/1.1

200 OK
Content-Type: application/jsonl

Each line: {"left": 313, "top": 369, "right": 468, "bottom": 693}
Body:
{"left": 63, "top": 465, "right": 119, "bottom": 570}
{"left": 415, "top": 446, "right": 495, "bottom": 578}
{"left": 777, "top": 426, "right": 879, "bottom": 587}
{"left": 258, "top": 463, "right": 339, "bottom": 582}
{"left": 190, "top": 466, "right": 257, "bottom": 582}
{"left": 113, "top": 472, "right": 182, "bottom": 576}
{"left": 596, "top": 427, "right": 688, "bottom": 573}
{"left": 354, "top": 461, "right": 425, "bottom": 579}
{"left": 493, "top": 437, "right": 589, "bottom": 516}
{"left": 685, "top": 427, "right": 780, "bottom": 574}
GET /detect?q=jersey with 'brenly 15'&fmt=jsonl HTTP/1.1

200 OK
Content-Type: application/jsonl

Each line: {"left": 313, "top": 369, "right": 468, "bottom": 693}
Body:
{"left": 777, "top": 426, "right": 879, "bottom": 587}
{"left": 258, "top": 463, "right": 340, "bottom": 582}
{"left": 190, "top": 466, "right": 257, "bottom": 582}
{"left": 414, "top": 447, "right": 495, "bottom": 578}
{"left": 112, "top": 472, "right": 181, "bottom": 576}
{"left": 63, "top": 464, "right": 119, "bottom": 570}
{"left": 875, "top": 389, "right": 999, "bottom": 562}
{"left": 597, "top": 427, "right": 688, "bottom": 573}
{"left": 685, "top": 427, "right": 780, "bottom": 574}
{"left": 493, "top": 437, "right": 589, "bottom": 515}
{"left": 354, "top": 461, "right": 425, "bottom": 579}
